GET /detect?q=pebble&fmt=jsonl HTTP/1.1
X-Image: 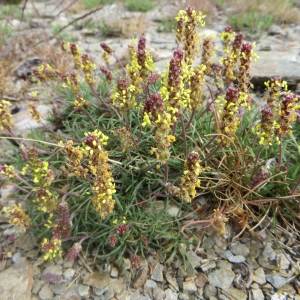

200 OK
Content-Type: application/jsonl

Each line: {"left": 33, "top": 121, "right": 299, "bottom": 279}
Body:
{"left": 266, "top": 274, "right": 287, "bottom": 289}
{"left": 208, "top": 268, "right": 235, "bottom": 289}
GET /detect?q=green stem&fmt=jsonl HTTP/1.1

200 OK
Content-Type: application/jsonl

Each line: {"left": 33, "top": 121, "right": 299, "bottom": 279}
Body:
{"left": 278, "top": 133, "right": 283, "bottom": 167}
{"left": 180, "top": 115, "right": 188, "bottom": 157}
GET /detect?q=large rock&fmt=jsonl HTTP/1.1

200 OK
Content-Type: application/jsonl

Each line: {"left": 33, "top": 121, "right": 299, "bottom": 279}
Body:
{"left": 252, "top": 50, "right": 300, "bottom": 88}
{"left": 0, "top": 257, "right": 33, "bottom": 300}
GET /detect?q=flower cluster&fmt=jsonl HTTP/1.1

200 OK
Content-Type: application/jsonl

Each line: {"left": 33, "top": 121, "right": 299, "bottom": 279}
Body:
{"left": 161, "top": 49, "right": 185, "bottom": 122}
{"left": 264, "top": 77, "right": 287, "bottom": 111}
{"left": 82, "top": 130, "right": 116, "bottom": 219}
{"left": 220, "top": 31, "right": 244, "bottom": 86}
{"left": 58, "top": 140, "right": 88, "bottom": 178}
{"left": 52, "top": 202, "right": 72, "bottom": 239}
{"left": 61, "top": 72, "right": 80, "bottom": 94}
{"left": 201, "top": 34, "right": 216, "bottom": 76}
{"left": 137, "top": 36, "right": 155, "bottom": 79}
{"left": 142, "top": 93, "right": 175, "bottom": 163}
{"left": 220, "top": 26, "right": 235, "bottom": 54}
{"left": 0, "top": 100, "right": 14, "bottom": 131}
{"left": 41, "top": 238, "right": 62, "bottom": 260}
{"left": 33, "top": 64, "right": 57, "bottom": 82}
{"left": 100, "top": 66, "right": 113, "bottom": 84}
{"left": 2, "top": 204, "right": 31, "bottom": 231}
{"left": 110, "top": 77, "right": 136, "bottom": 112}
{"left": 27, "top": 103, "right": 41, "bottom": 123}
{"left": 217, "top": 86, "right": 240, "bottom": 145}
{"left": 0, "top": 164, "right": 17, "bottom": 179}
{"left": 256, "top": 107, "right": 278, "bottom": 146}
{"left": 175, "top": 6, "right": 205, "bottom": 63}
{"left": 237, "top": 43, "right": 259, "bottom": 106}
{"left": 178, "top": 151, "right": 203, "bottom": 203}
{"left": 81, "top": 54, "right": 96, "bottom": 85}
{"left": 73, "top": 93, "right": 89, "bottom": 112}
{"left": 114, "top": 127, "right": 134, "bottom": 153}
{"left": 21, "top": 148, "right": 53, "bottom": 187}
{"left": 21, "top": 147, "right": 57, "bottom": 212}
{"left": 70, "top": 43, "right": 82, "bottom": 69}
{"left": 66, "top": 242, "right": 82, "bottom": 261}
{"left": 190, "top": 64, "right": 206, "bottom": 110}
{"left": 277, "top": 92, "right": 299, "bottom": 136}
{"left": 100, "top": 42, "right": 113, "bottom": 66}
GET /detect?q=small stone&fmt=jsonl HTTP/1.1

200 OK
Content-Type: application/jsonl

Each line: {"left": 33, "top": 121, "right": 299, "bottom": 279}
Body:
{"left": 133, "top": 261, "right": 148, "bottom": 289}
{"left": 216, "top": 260, "right": 232, "bottom": 270}
{"left": 164, "top": 288, "right": 178, "bottom": 300}
{"left": 151, "top": 263, "right": 164, "bottom": 282}
{"left": 144, "top": 279, "right": 157, "bottom": 289}
{"left": 165, "top": 273, "right": 179, "bottom": 291}
{"left": 203, "top": 284, "right": 217, "bottom": 298}
{"left": 123, "top": 258, "right": 131, "bottom": 270}
{"left": 277, "top": 284, "right": 296, "bottom": 295}
{"left": 183, "top": 280, "right": 197, "bottom": 293}
{"left": 266, "top": 274, "right": 286, "bottom": 289}
{"left": 78, "top": 285, "right": 91, "bottom": 298}
{"left": 194, "top": 272, "right": 208, "bottom": 288}
{"left": 208, "top": 269, "right": 235, "bottom": 289}
{"left": 251, "top": 289, "right": 265, "bottom": 300}
{"left": 222, "top": 287, "right": 247, "bottom": 300}
{"left": 262, "top": 243, "right": 276, "bottom": 259}
{"left": 253, "top": 267, "right": 266, "bottom": 285}
{"left": 201, "top": 237, "right": 214, "bottom": 250}
{"left": 230, "top": 241, "right": 250, "bottom": 257}
{"left": 49, "top": 283, "right": 68, "bottom": 295}
{"left": 63, "top": 268, "right": 75, "bottom": 280}
{"left": 187, "top": 251, "right": 201, "bottom": 268}
{"left": 63, "top": 258, "right": 74, "bottom": 269}
{"left": 221, "top": 250, "right": 246, "bottom": 263}
{"left": 39, "top": 285, "right": 54, "bottom": 300}
{"left": 110, "top": 267, "right": 118, "bottom": 278}
{"left": 153, "top": 287, "right": 166, "bottom": 300}
{"left": 31, "top": 280, "right": 45, "bottom": 295}
{"left": 276, "top": 252, "right": 291, "bottom": 270}
{"left": 12, "top": 252, "right": 22, "bottom": 263}
{"left": 14, "top": 232, "right": 36, "bottom": 251}
{"left": 200, "top": 259, "right": 216, "bottom": 272}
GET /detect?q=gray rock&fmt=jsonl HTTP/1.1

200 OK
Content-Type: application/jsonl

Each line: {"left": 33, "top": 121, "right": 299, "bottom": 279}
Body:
{"left": 221, "top": 287, "right": 247, "bottom": 300}
{"left": 230, "top": 241, "right": 250, "bottom": 257}
{"left": 151, "top": 263, "right": 164, "bottom": 282}
{"left": 0, "top": 257, "right": 33, "bottom": 300}
{"left": 201, "top": 237, "right": 214, "bottom": 250}
{"left": 262, "top": 243, "right": 276, "bottom": 259}
{"left": 208, "top": 268, "right": 235, "bottom": 289}
{"left": 182, "top": 280, "right": 197, "bottom": 293}
{"left": 83, "top": 271, "right": 110, "bottom": 291}
{"left": 276, "top": 252, "right": 291, "bottom": 270}
{"left": 39, "top": 285, "right": 54, "bottom": 300}
{"left": 216, "top": 260, "right": 232, "bottom": 270}
{"left": 12, "top": 252, "right": 22, "bottom": 263}
{"left": 203, "top": 284, "right": 217, "bottom": 298}
{"left": 252, "top": 51, "right": 300, "bottom": 88}
{"left": 251, "top": 288, "right": 265, "bottom": 300}
{"left": 78, "top": 284, "right": 91, "bottom": 298}
{"left": 253, "top": 267, "right": 266, "bottom": 285}
{"left": 165, "top": 273, "right": 179, "bottom": 291}
{"left": 153, "top": 287, "right": 166, "bottom": 300}
{"left": 221, "top": 250, "right": 246, "bottom": 263}
{"left": 165, "top": 288, "right": 178, "bottom": 300}
{"left": 31, "top": 280, "right": 45, "bottom": 295}
{"left": 110, "top": 267, "right": 118, "bottom": 278}
{"left": 201, "top": 259, "right": 216, "bottom": 272}
{"left": 277, "top": 284, "right": 296, "bottom": 295}
{"left": 63, "top": 268, "right": 75, "bottom": 280}
{"left": 194, "top": 272, "right": 208, "bottom": 288}
{"left": 265, "top": 274, "right": 286, "bottom": 289}
{"left": 133, "top": 261, "right": 148, "bottom": 288}
{"left": 187, "top": 251, "right": 201, "bottom": 268}
{"left": 49, "top": 282, "right": 68, "bottom": 295}
{"left": 14, "top": 232, "right": 36, "bottom": 251}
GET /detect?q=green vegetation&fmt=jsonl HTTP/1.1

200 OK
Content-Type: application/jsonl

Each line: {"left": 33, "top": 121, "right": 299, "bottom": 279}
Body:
{"left": 1, "top": 5, "right": 300, "bottom": 269}
{"left": 124, "top": 0, "right": 155, "bottom": 12}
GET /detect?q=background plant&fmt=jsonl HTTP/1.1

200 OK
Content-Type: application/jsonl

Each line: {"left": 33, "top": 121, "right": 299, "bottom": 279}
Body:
{"left": 1, "top": 5, "right": 300, "bottom": 267}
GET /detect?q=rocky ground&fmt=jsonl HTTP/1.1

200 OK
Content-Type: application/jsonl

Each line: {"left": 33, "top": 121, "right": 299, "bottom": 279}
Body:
{"left": 1, "top": 1, "right": 300, "bottom": 300}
